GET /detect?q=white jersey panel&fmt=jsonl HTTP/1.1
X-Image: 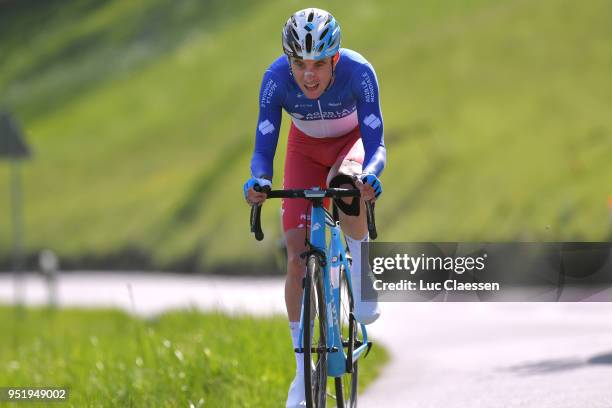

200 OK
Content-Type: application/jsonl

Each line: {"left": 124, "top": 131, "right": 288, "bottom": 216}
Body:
{"left": 290, "top": 110, "right": 358, "bottom": 138}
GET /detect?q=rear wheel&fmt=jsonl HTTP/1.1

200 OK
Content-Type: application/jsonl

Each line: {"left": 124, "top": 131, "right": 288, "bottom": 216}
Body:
{"left": 303, "top": 255, "right": 328, "bottom": 408}
{"left": 334, "top": 264, "right": 359, "bottom": 407}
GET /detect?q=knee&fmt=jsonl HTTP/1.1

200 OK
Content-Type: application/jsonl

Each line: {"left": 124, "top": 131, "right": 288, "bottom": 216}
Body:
{"left": 337, "top": 159, "right": 361, "bottom": 180}
{"left": 287, "top": 250, "right": 304, "bottom": 269}
{"left": 284, "top": 228, "right": 307, "bottom": 280}
{"left": 286, "top": 249, "right": 306, "bottom": 280}
{"left": 328, "top": 173, "right": 360, "bottom": 216}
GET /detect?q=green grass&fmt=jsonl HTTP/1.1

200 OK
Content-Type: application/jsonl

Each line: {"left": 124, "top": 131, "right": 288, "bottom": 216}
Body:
{"left": 0, "top": 305, "right": 388, "bottom": 407}
{"left": 0, "top": 0, "right": 611, "bottom": 271}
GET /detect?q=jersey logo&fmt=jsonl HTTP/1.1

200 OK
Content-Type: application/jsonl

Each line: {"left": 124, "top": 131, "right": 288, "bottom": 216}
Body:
{"left": 360, "top": 72, "right": 375, "bottom": 103}
{"left": 290, "top": 108, "right": 355, "bottom": 121}
{"left": 260, "top": 78, "right": 278, "bottom": 107}
{"left": 258, "top": 120, "right": 275, "bottom": 135}
{"left": 363, "top": 114, "right": 382, "bottom": 130}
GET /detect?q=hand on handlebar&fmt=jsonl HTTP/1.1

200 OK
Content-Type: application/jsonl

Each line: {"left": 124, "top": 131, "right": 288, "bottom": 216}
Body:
{"left": 243, "top": 177, "right": 271, "bottom": 206}
{"left": 357, "top": 174, "right": 383, "bottom": 202}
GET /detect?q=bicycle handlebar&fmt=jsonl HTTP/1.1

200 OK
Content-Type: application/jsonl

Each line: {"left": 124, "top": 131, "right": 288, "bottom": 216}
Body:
{"left": 249, "top": 187, "right": 377, "bottom": 241}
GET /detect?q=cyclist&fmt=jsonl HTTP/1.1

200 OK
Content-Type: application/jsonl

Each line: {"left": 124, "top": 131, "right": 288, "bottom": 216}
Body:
{"left": 243, "top": 8, "right": 386, "bottom": 407}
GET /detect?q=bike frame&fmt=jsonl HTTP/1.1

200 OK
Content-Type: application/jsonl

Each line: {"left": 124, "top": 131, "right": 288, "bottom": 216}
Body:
{"left": 297, "top": 196, "right": 369, "bottom": 378}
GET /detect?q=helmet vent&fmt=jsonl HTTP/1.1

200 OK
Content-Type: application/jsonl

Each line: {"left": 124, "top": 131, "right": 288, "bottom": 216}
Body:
{"left": 307, "top": 11, "right": 314, "bottom": 22}
{"left": 320, "top": 28, "right": 329, "bottom": 40}
{"left": 305, "top": 33, "right": 312, "bottom": 53}
{"left": 290, "top": 27, "right": 299, "bottom": 41}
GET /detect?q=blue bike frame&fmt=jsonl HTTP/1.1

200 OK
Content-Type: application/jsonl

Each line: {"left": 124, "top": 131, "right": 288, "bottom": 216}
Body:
{"left": 297, "top": 200, "right": 370, "bottom": 378}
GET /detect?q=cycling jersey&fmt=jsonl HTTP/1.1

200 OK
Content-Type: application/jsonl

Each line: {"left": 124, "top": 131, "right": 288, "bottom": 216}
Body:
{"left": 250, "top": 48, "right": 386, "bottom": 180}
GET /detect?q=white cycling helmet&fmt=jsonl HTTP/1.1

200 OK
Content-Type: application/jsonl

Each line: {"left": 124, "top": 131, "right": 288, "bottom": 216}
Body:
{"left": 282, "top": 8, "right": 341, "bottom": 61}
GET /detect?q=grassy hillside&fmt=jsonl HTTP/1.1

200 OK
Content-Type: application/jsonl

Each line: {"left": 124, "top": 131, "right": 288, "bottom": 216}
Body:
{"left": 1, "top": 0, "right": 611, "bottom": 272}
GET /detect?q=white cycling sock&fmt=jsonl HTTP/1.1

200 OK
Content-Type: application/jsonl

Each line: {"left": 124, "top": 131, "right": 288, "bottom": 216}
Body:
{"left": 289, "top": 320, "right": 315, "bottom": 375}
{"left": 345, "top": 233, "right": 380, "bottom": 324}
{"left": 289, "top": 321, "right": 304, "bottom": 375}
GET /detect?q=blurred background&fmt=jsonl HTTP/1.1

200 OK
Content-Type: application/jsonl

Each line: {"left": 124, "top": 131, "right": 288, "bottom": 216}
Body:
{"left": 1, "top": 0, "right": 611, "bottom": 274}
{"left": 2, "top": 2, "right": 612, "bottom": 406}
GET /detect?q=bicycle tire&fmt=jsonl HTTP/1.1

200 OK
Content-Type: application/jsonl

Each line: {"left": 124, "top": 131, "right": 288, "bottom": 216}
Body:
{"left": 303, "top": 255, "right": 328, "bottom": 408}
{"left": 334, "top": 263, "right": 359, "bottom": 407}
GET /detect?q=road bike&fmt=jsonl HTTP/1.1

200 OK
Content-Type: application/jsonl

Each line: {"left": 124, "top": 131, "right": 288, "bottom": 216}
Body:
{"left": 250, "top": 186, "right": 377, "bottom": 407}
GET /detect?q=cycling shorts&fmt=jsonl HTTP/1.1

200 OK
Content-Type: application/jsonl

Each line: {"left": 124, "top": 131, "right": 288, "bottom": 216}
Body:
{"left": 282, "top": 122, "right": 365, "bottom": 231}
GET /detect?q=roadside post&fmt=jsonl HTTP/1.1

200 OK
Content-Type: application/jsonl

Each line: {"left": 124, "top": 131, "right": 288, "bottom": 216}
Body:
{"left": 608, "top": 195, "right": 612, "bottom": 240}
{"left": 39, "top": 249, "right": 59, "bottom": 308}
{"left": 0, "top": 111, "right": 32, "bottom": 307}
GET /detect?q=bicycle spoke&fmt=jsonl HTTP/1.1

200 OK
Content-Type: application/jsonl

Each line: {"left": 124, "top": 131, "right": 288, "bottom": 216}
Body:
{"left": 334, "top": 264, "right": 359, "bottom": 407}
{"left": 304, "top": 255, "right": 328, "bottom": 407}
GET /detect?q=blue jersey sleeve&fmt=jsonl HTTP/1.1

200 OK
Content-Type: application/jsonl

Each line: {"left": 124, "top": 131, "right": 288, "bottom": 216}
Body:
{"left": 250, "top": 70, "right": 285, "bottom": 180}
{"left": 351, "top": 63, "right": 386, "bottom": 177}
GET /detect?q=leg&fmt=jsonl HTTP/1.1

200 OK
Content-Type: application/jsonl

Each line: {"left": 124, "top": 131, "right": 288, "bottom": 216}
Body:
{"left": 327, "top": 158, "right": 368, "bottom": 240}
{"left": 283, "top": 125, "right": 330, "bottom": 407}
{"left": 284, "top": 228, "right": 307, "bottom": 322}
{"left": 327, "top": 137, "right": 380, "bottom": 325}
{"left": 326, "top": 139, "right": 367, "bottom": 241}
{"left": 283, "top": 125, "right": 329, "bottom": 322}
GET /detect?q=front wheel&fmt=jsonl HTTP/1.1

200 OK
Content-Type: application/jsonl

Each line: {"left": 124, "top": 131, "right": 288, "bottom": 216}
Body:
{"left": 334, "top": 264, "right": 359, "bottom": 407}
{"left": 303, "top": 255, "right": 328, "bottom": 408}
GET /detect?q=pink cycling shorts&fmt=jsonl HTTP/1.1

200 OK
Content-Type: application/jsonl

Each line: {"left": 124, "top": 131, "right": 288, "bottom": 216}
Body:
{"left": 282, "top": 123, "right": 365, "bottom": 231}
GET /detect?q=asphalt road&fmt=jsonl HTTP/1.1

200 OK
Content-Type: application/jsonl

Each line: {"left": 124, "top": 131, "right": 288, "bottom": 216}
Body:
{"left": 1, "top": 272, "right": 611, "bottom": 407}
{"left": 360, "top": 302, "right": 612, "bottom": 408}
